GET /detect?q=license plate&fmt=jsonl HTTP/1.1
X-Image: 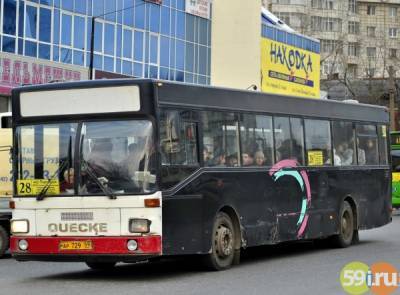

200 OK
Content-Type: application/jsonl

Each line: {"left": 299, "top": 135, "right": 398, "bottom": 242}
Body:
{"left": 59, "top": 240, "right": 93, "bottom": 251}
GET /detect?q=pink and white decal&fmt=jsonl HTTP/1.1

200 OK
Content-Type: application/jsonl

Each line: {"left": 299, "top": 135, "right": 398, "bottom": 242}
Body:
{"left": 269, "top": 159, "right": 311, "bottom": 238}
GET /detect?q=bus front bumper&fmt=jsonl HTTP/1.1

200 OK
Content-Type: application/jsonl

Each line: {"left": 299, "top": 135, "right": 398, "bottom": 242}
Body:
{"left": 11, "top": 236, "right": 161, "bottom": 262}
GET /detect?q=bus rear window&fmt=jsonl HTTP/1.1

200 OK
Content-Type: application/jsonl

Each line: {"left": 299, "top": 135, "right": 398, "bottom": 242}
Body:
{"left": 378, "top": 125, "right": 388, "bottom": 165}
{"left": 356, "top": 124, "right": 379, "bottom": 165}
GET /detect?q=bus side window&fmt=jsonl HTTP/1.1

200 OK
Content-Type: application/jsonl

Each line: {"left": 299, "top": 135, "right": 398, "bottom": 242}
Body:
{"left": 378, "top": 125, "right": 388, "bottom": 165}
{"left": 332, "top": 121, "right": 356, "bottom": 166}
{"left": 290, "top": 117, "right": 305, "bottom": 165}
{"left": 274, "top": 117, "right": 291, "bottom": 162}
{"left": 304, "top": 119, "right": 332, "bottom": 166}
{"left": 273, "top": 117, "right": 305, "bottom": 165}
{"left": 240, "top": 114, "right": 274, "bottom": 167}
{"left": 159, "top": 109, "right": 199, "bottom": 166}
{"left": 202, "top": 111, "right": 239, "bottom": 167}
{"left": 356, "top": 124, "right": 379, "bottom": 166}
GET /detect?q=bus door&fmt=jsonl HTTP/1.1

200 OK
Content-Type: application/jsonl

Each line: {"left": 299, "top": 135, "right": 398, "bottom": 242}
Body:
{"left": 271, "top": 117, "right": 310, "bottom": 241}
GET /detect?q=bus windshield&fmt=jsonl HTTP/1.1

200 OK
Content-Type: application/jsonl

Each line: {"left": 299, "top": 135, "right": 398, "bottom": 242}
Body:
{"left": 15, "top": 120, "right": 156, "bottom": 197}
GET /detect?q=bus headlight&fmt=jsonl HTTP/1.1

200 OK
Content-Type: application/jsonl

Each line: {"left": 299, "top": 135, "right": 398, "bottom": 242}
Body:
{"left": 11, "top": 219, "right": 29, "bottom": 234}
{"left": 129, "top": 219, "right": 151, "bottom": 233}
{"left": 127, "top": 240, "right": 138, "bottom": 251}
{"left": 18, "top": 239, "right": 29, "bottom": 251}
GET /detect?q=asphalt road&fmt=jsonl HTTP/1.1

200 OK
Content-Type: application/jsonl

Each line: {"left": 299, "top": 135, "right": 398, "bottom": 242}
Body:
{"left": 1, "top": 212, "right": 400, "bottom": 295}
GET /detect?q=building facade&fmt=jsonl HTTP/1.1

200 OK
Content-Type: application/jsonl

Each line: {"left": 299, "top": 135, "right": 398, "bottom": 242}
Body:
{"left": 210, "top": 0, "right": 261, "bottom": 90}
{"left": 210, "top": 2, "right": 321, "bottom": 98}
{"left": 0, "top": 0, "right": 212, "bottom": 112}
{"left": 263, "top": 0, "right": 400, "bottom": 81}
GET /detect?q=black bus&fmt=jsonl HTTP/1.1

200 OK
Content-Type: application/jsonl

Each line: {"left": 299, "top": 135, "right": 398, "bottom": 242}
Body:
{"left": 10, "top": 79, "right": 391, "bottom": 270}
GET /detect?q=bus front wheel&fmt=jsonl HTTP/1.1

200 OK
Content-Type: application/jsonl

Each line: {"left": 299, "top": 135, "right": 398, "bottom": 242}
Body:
{"left": 204, "top": 212, "right": 237, "bottom": 271}
{"left": 85, "top": 261, "right": 117, "bottom": 270}
{"left": 331, "top": 201, "right": 355, "bottom": 248}
{"left": 0, "top": 225, "right": 9, "bottom": 257}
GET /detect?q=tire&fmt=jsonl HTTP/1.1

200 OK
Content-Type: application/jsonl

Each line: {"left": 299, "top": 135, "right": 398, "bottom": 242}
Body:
{"left": 203, "top": 212, "right": 237, "bottom": 271}
{"left": 0, "top": 225, "right": 9, "bottom": 257}
{"left": 86, "top": 261, "right": 117, "bottom": 270}
{"left": 331, "top": 201, "right": 355, "bottom": 248}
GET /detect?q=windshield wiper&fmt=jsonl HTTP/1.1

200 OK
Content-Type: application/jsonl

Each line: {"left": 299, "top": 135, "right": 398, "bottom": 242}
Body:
{"left": 37, "top": 159, "right": 69, "bottom": 201}
{"left": 0, "top": 145, "right": 12, "bottom": 152}
{"left": 83, "top": 160, "right": 116, "bottom": 200}
{"left": 37, "top": 136, "right": 73, "bottom": 201}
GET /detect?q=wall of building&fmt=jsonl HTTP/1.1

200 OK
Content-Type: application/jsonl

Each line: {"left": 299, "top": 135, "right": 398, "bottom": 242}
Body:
{"left": 0, "top": 0, "right": 212, "bottom": 85}
{"left": 211, "top": 0, "right": 261, "bottom": 90}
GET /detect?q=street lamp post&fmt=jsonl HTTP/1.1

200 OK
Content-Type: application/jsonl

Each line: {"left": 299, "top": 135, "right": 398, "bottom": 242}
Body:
{"left": 89, "top": 16, "right": 96, "bottom": 80}
{"left": 87, "top": 2, "right": 148, "bottom": 81}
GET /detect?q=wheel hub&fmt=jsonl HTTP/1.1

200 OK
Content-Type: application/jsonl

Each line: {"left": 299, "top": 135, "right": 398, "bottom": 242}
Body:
{"left": 215, "top": 225, "right": 233, "bottom": 258}
{"left": 342, "top": 211, "right": 353, "bottom": 240}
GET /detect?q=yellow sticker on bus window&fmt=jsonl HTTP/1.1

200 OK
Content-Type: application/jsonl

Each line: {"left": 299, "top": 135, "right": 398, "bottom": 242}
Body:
{"left": 393, "top": 173, "right": 400, "bottom": 182}
{"left": 308, "top": 151, "right": 324, "bottom": 166}
{"left": 17, "top": 179, "right": 60, "bottom": 196}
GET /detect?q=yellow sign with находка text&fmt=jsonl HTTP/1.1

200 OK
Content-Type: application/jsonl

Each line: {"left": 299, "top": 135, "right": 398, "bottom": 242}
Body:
{"left": 261, "top": 37, "right": 320, "bottom": 99}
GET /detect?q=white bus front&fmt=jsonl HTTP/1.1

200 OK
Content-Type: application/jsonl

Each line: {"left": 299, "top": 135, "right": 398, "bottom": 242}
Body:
{"left": 10, "top": 84, "right": 162, "bottom": 267}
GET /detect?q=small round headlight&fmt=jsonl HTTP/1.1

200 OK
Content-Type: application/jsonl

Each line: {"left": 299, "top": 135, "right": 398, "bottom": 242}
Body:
{"left": 18, "top": 239, "right": 29, "bottom": 251}
{"left": 127, "top": 240, "right": 138, "bottom": 251}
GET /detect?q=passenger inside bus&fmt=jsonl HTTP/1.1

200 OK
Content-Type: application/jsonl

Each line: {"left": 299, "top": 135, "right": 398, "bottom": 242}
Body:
{"left": 333, "top": 149, "right": 341, "bottom": 166}
{"left": 213, "top": 153, "right": 226, "bottom": 167}
{"left": 254, "top": 151, "right": 265, "bottom": 166}
{"left": 276, "top": 139, "right": 292, "bottom": 161}
{"left": 226, "top": 154, "right": 239, "bottom": 167}
{"left": 242, "top": 152, "right": 254, "bottom": 166}
{"left": 365, "top": 138, "right": 379, "bottom": 164}
{"left": 357, "top": 138, "right": 366, "bottom": 165}
{"left": 60, "top": 168, "right": 74, "bottom": 193}
{"left": 336, "top": 142, "right": 354, "bottom": 166}
{"left": 203, "top": 147, "right": 211, "bottom": 164}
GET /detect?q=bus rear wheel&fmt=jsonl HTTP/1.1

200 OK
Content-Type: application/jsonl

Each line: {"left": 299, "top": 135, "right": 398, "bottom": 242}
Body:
{"left": 85, "top": 261, "right": 117, "bottom": 270}
{"left": 331, "top": 201, "right": 355, "bottom": 248}
{"left": 0, "top": 225, "right": 9, "bottom": 257}
{"left": 204, "top": 212, "right": 236, "bottom": 271}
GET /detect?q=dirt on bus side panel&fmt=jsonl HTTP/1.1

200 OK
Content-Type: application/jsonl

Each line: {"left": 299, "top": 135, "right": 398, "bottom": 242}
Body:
{"left": 161, "top": 167, "right": 391, "bottom": 256}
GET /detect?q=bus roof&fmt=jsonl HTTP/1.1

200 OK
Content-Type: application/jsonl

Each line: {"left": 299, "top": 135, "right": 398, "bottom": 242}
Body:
{"left": 12, "top": 79, "right": 389, "bottom": 124}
